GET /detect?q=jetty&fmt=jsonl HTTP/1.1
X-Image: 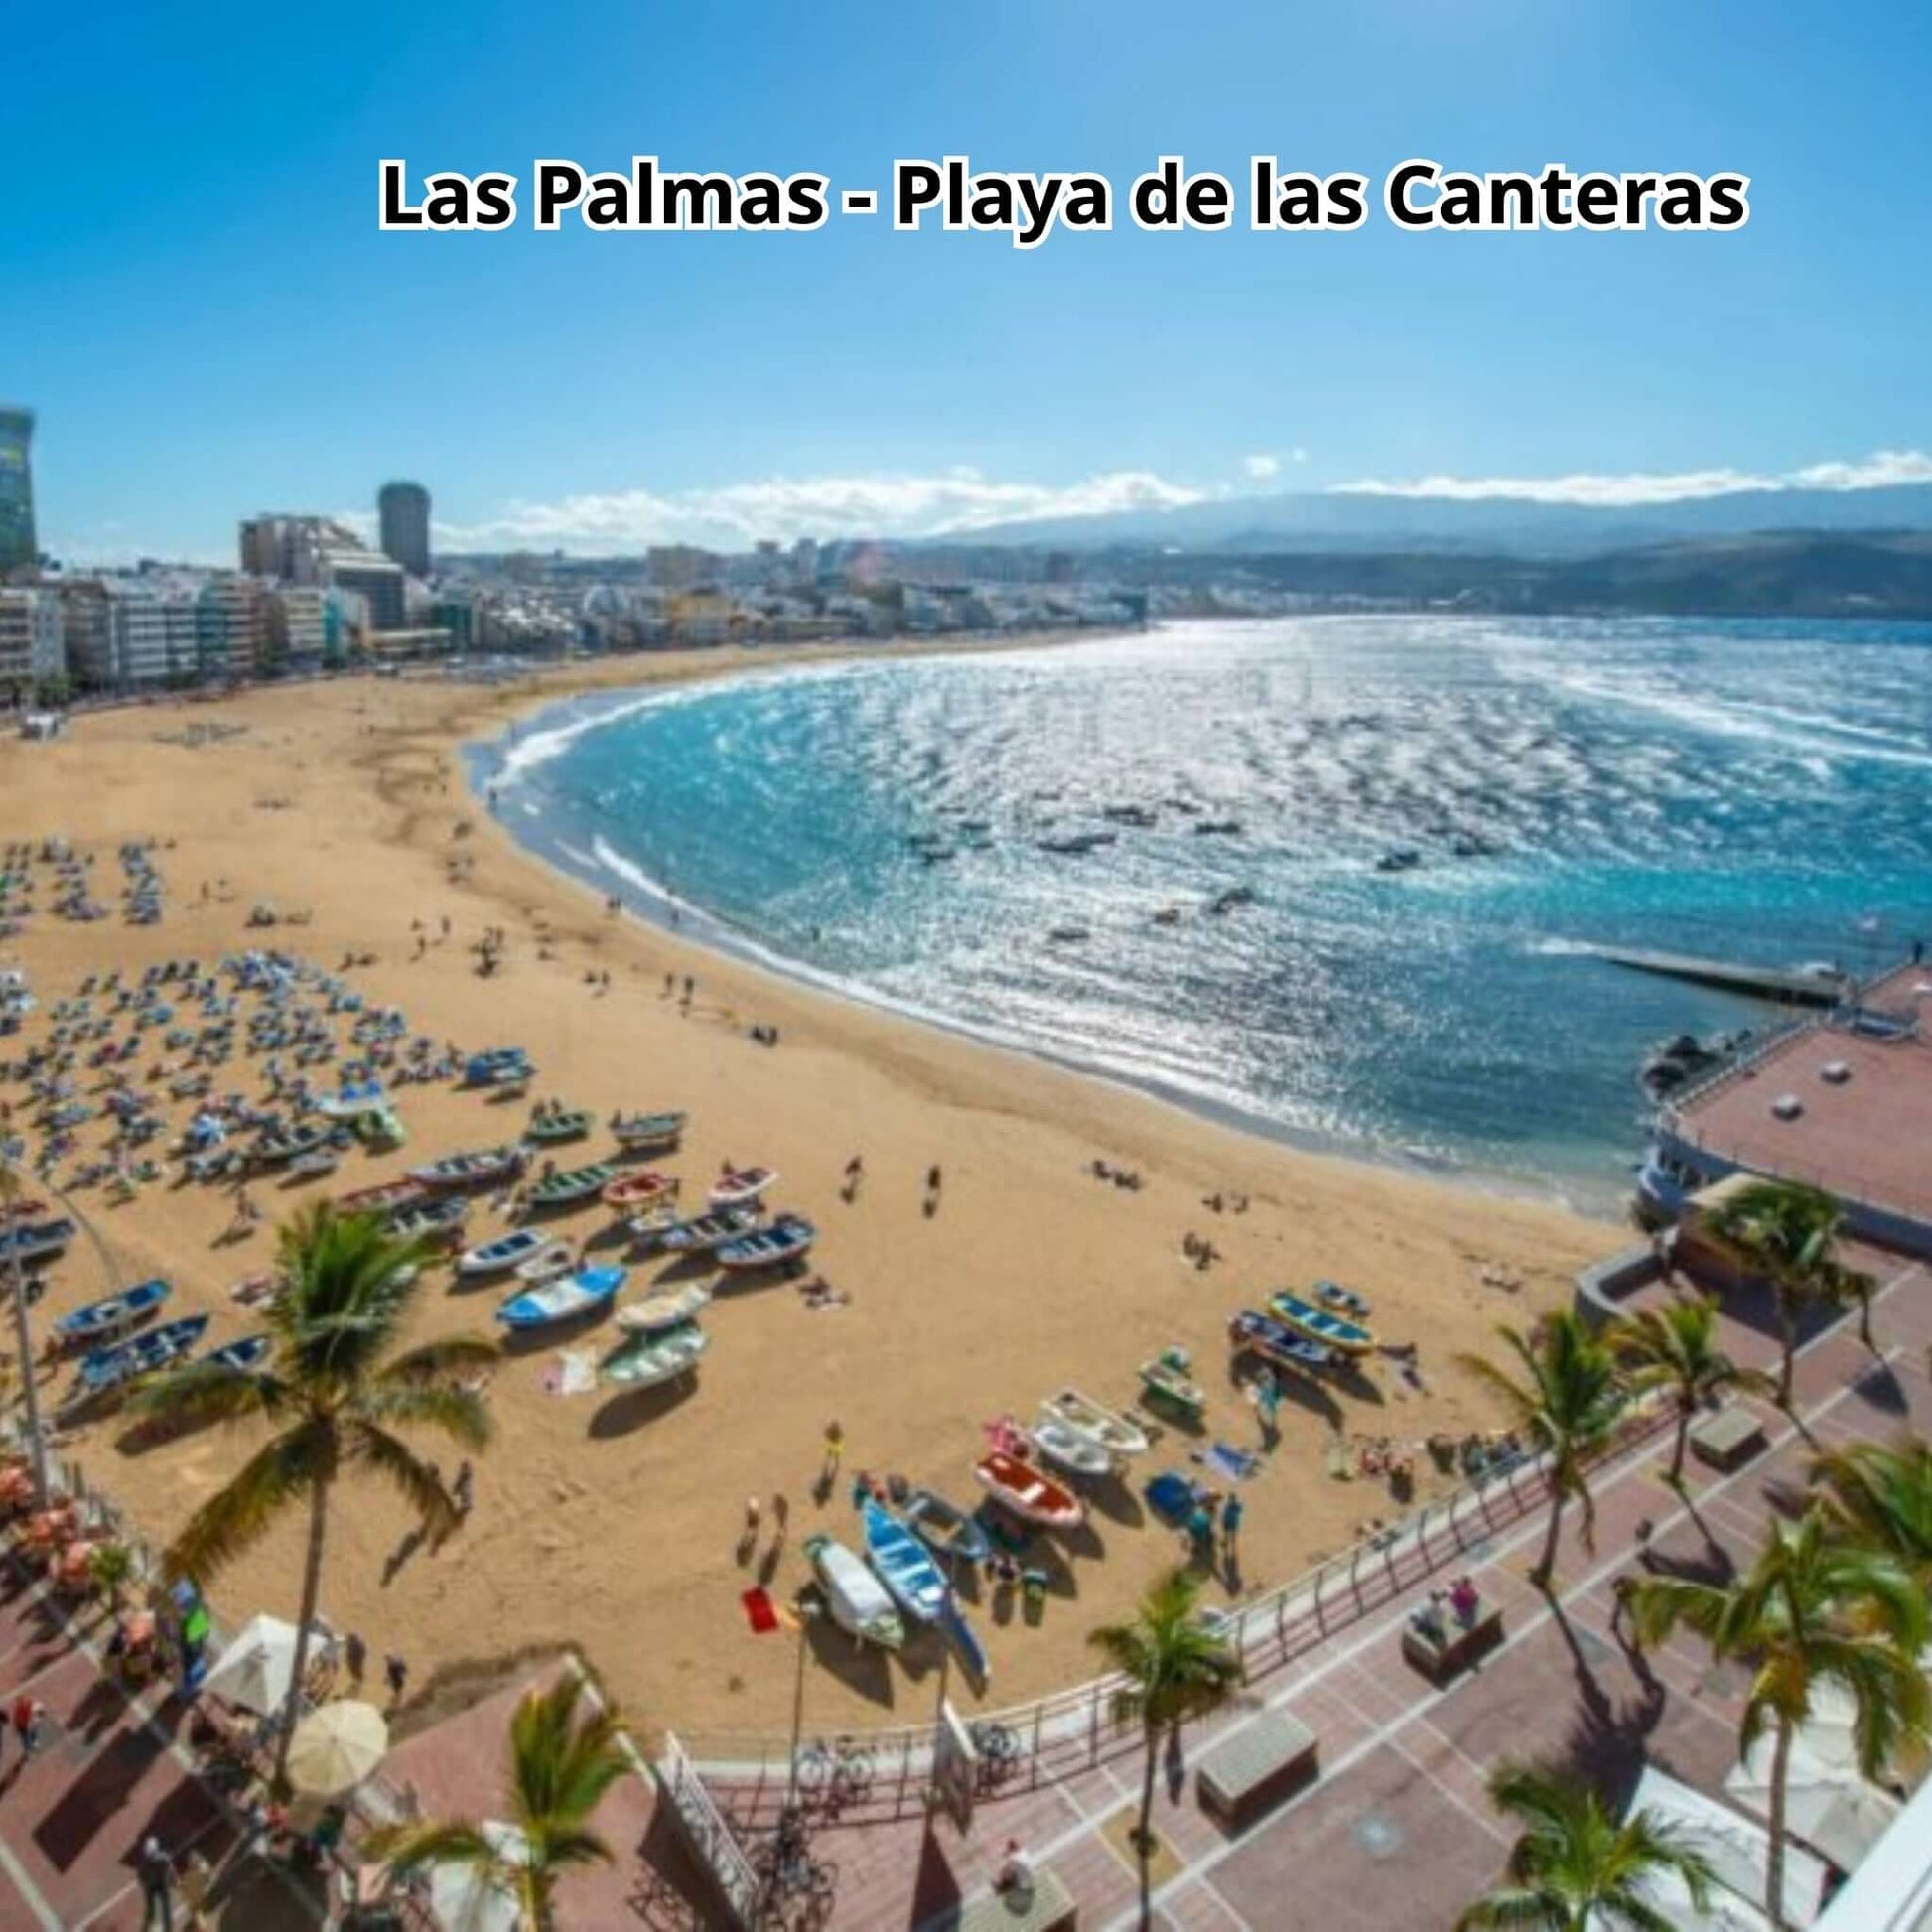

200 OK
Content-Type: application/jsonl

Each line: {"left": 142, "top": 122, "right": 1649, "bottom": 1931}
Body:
{"left": 1575, "top": 943, "right": 1849, "bottom": 1006}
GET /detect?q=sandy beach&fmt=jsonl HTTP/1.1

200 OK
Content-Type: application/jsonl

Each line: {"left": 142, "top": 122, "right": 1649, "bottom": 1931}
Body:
{"left": 0, "top": 643, "right": 1622, "bottom": 1742}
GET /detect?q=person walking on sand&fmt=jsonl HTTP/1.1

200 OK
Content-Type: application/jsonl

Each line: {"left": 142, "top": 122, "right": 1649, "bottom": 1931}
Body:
{"left": 821, "top": 1421, "right": 844, "bottom": 1485}
{"left": 1220, "top": 1491, "right": 1244, "bottom": 1562}
{"left": 384, "top": 1653, "right": 408, "bottom": 1707}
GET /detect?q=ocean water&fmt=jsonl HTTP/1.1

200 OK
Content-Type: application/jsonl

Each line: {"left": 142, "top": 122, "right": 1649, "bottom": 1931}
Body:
{"left": 473, "top": 617, "right": 1932, "bottom": 1213}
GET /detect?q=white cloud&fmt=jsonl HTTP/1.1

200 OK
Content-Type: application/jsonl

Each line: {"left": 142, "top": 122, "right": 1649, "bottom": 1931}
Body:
{"left": 1289, "top": 447, "right": 1309, "bottom": 464}
{"left": 1330, "top": 449, "right": 1932, "bottom": 507}
{"left": 1242, "top": 453, "right": 1282, "bottom": 481}
{"left": 433, "top": 466, "right": 1206, "bottom": 553}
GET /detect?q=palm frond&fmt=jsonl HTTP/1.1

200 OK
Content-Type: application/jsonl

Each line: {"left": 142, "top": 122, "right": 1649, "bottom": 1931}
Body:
{"left": 345, "top": 1419, "right": 459, "bottom": 1544}
{"left": 128, "top": 1358, "right": 280, "bottom": 1432}
{"left": 357, "top": 1379, "right": 494, "bottom": 1452}
{"left": 163, "top": 1418, "right": 331, "bottom": 1584}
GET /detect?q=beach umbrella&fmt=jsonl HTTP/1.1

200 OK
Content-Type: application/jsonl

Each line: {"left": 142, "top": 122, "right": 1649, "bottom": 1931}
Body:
{"left": 202, "top": 1612, "right": 302, "bottom": 1716}
{"left": 286, "top": 1699, "right": 389, "bottom": 1797}
{"left": 428, "top": 1822, "right": 527, "bottom": 1932}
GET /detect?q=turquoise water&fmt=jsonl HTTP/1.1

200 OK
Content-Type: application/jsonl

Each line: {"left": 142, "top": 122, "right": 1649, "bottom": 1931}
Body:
{"left": 474, "top": 617, "right": 1932, "bottom": 1212}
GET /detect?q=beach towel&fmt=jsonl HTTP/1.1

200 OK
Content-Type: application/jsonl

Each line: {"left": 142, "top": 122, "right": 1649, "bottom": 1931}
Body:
{"left": 545, "top": 1349, "right": 596, "bottom": 1398}
{"left": 1202, "top": 1442, "right": 1260, "bottom": 1484}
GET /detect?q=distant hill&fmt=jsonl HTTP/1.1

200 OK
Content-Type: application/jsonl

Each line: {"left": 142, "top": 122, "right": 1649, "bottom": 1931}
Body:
{"left": 967, "top": 481, "right": 1932, "bottom": 557}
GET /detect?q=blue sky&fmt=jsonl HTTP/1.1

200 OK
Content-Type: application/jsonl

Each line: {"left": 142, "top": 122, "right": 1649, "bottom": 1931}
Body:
{"left": 6, "top": 0, "right": 1929, "bottom": 561}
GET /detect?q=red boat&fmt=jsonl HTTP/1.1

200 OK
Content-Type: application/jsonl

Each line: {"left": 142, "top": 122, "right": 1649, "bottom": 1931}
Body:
{"left": 972, "top": 1449, "right": 1085, "bottom": 1530}
{"left": 602, "top": 1170, "right": 680, "bottom": 1211}
{"left": 0, "top": 1197, "right": 48, "bottom": 1224}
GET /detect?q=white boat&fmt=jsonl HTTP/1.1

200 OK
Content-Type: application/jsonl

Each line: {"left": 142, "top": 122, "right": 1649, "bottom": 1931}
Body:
{"left": 616, "top": 1283, "right": 712, "bottom": 1334}
{"left": 805, "top": 1533, "right": 906, "bottom": 1650}
{"left": 1030, "top": 1415, "right": 1115, "bottom": 1480}
{"left": 708, "top": 1166, "right": 776, "bottom": 1211}
{"left": 1040, "top": 1389, "right": 1150, "bottom": 1460}
{"left": 512, "top": 1238, "right": 575, "bottom": 1286}
{"left": 457, "top": 1227, "right": 551, "bottom": 1278}
{"left": 600, "top": 1321, "right": 709, "bottom": 1389}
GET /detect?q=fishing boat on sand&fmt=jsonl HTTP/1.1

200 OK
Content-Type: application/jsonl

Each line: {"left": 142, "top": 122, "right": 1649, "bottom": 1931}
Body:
{"left": 457, "top": 1227, "right": 553, "bottom": 1278}
{"left": 336, "top": 1177, "right": 427, "bottom": 1219}
{"left": 53, "top": 1278, "right": 171, "bottom": 1347}
{"left": 601, "top": 1171, "right": 679, "bottom": 1212}
{"left": 902, "top": 1489, "right": 992, "bottom": 1567}
{"left": 611, "top": 1109, "right": 687, "bottom": 1152}
{"left": 1029, "top": 1415, "right": 1115, "bottom": 1482}
{"left": 623, "top": 1201, "right": 682, "bottom": 1249}
{"left": 203, "top": 1333, "right": 271, "bottom": 1374}
{"left": 805, "top": 1533, "right": 906, "bottom": 1650}
{"left": 1137, "top": 1348, "right": 1206, "bottom": 1421}
{"left": 715, "top": 1214, "right": 814, "bottom": 1273}
{"left": 387, "top": 1196, "right": 469, "bottom": 1249}
{"left": 524, "top": 1107, "right": 592, "bottom": 1146}
{"left": 0, "top": 1218, "right": 76, "bottom": 1265}
{"left": 1041, "top": 1389, "right": 1150, "bottom": 1459}
{"left": 1267, "top": 1288, "right": 1376, "bottom": 1355}
{"left": 463, "top": 1047, "right": 532, "bottom": 1087}
{"left": 526, "top": 1163, "right": 617, "bottom": 1209}
{"left": 287, "top": 1148, "right": 339, "bottom": 1180}
{"left": 600, "top": 1320, "right": 708, "bottom": 1389}
{"left": 708, "top": 1166, "right": 776, "bottom": 1211}
{"left": 410, "top": 1147, "right": 522, "bottom": 1192}
{"left": 1315, "top": 1278, "right": 1373, "bottom": 1321}
{"left": 616, "top": 1282, "right": 712, "bottom": 1333}
{"left": 496, "top": 1264, "right": 625, "bottom": 1331}
{"left": 77, "top": 1315, "right": 210, "bottom": 1397}
{"left": 973, "top": 1449, "right": 1084, "bottom": 1529}
{"left": 655, "top": 1206, "right": 761, "bottom": 1256}
{"left": 860, "top": 1498, "right": 951, "bottom": 1625}
{"left": 511, "top": 1238, "right": 575, "bottom": 1286}
{"left": 1230, "top": 1309, "right": 1334, "bottom": 1372}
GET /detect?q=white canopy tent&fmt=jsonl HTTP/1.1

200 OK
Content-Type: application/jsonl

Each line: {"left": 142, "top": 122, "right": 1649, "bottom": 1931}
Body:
{"left": 1723, "top": 1688, "right": 1903, "bottom": 1875}
{"left": 201, "top": 1613, "right": 304, "bottom": 1716}
{"left": 428, "top": 1822, "right": 528, "bottom": 1932}
{"left": 1625, "top": 1766, "right": 1831, "bottom": 1931}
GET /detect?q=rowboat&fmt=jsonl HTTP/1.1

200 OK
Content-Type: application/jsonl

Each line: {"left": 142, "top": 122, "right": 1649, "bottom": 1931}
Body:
{"left": 655, "top": 1207, "right": 760, "bottom": 1256}
{"left": 387, "top": 1196, "right": 470, "bottom": 1249}
{"left": 804, "top": 1533, "right": 906, "bottom": 1650}
{"left": 1029, "top": 1416, "right": 1115, "bottom": 1482}
{"left": 941, "top": 1599, "right": 991, "bottom": 1689}
{"left": 526, "top": 1164, "right": 616, "bottom": 1208}
{"left": 1270, "top": 1287, "right": 1375, "bottom": 1355}
{"left": 53, "top": 1279, "right": 171, "bottom": 1347}
{"left": 611, "top": 1109, "right": 687, "bottom": 1151}
{"left": 1137, "top": 1349, "right": 1206, "bottom": 1421}
{"left": 860, "top": 1498, "right": 951, "bottom": 1625}
{"left": 0, "top": 1218, "right": 76, "bottom": 1264}
{"left": 708, "top": 1167, "right": 776, "bottom": 1211}
{"left": 601, "top": 1171, "right": 679, "bottom": 1212}
{"left": 1041, "top": 1389, "right": 1150, "bottom": 1459}
{"left": 1230, "top": 1309, "right": 1335, "bottom": 1372}
{"left": 973, "top": 1449, "right": 1085, "bottom": 1529}
{"left": 463, "top": 1048, "right": 533, "bottom": 1087}
{"left": 410, "top": 1147, "right": 522, "bottom": 1191}
{"left": 623, "top": 1202, "right": 682, "bottom": 1249}
{"left": 287, "top": 1149, "right": 340, "bottom": 1180}
{"left": 251, "top": 1122, "right": 334, "bottom": 1167}
{"left": 903, "top": 1489, "right": 992, "bottom": 1567}
{"left": 77, "top": 1315, "right": 211, "bottom": 1397}
{"left": 600, "top": 1320, "right": 708, "bottom": 1389}
{"left": 314, "top": 1079, "right": 385, "bottom": 1120}
{"left": 496, "top": 1264, "right": 625, "bottom": 1331}
{"left": 511, "top": 1238, "right": 575, "bottom": 1286}
{"left": 0, "top": 1197, "right": 48, "bottom": 1224}
{"left": 616, "top": 1283, "right": 712, "bottom": 1333}
{"left": 336, "top": 1178, "right": 426, "bottom": 1219}
{"left": 524, "top": 1107, "right": 592, "bottom": 1146}
{"left": 1313, "top": 1278, "right": 1375, "bottom": 1323}
{"left": 715, "top": 1214, "right": 814, "bottom": 1273}
{"left": 457, "top": 1228, "right": 553, "bottom": 1278}
{"left": 203, "top": 1334, "right": 271, "bottom": 1374}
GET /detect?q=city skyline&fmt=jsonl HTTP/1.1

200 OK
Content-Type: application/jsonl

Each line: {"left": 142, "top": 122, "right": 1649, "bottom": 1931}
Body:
{"left": 7, "top": 1, "right": 1931, "bottom": 562}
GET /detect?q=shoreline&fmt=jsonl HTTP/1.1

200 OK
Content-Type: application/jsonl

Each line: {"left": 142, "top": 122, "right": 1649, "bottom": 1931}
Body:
{"left": 0, "top": 641, "right": 1623, "bottom": 1737}
{"left": 465, "top": 652, "right": 1627, "bottom": 1225}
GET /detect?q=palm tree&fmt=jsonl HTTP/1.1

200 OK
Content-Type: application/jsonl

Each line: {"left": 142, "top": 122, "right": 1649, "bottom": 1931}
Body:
{"left": 1632, "top": 1506, "right": 1928, "bottom": 1930}
{"left": 1701, "top": 1179, "right": 1873, "bottom": 1403}
{"left": 88, "top": 1540, "right": 136, "bottom": 1615}
{"left": 1456, "top": 1758, "right": 1716, "bottom": 1931}
{"left": 1609, "top": 1294, "right": 1772, "bottom": 1486}
{"left": 1456, "top": 1312, "right": 1624, "bottom": 1591}
{"left": 132, "top": 1204, "right": 496, "bottom": 1782}
{"left": 1088, "top": 1568, "right": 1244, "bottom": 1928}
{"left": 1810, "top": 1433, "right": 1932, "bottom": 1586}
{"left": 367, "top": 1671, "right": 630, "bottom": 1931}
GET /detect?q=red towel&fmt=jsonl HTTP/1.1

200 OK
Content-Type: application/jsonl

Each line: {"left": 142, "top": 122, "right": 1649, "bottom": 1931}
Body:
{"left": 741, "top": 1587, "right": 780, "bottom": 1635}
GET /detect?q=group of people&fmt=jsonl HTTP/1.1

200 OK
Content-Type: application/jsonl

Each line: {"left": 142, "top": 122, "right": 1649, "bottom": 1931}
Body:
{"left": 1408, "top": 1573, "right": 1484, "bottom": 1648}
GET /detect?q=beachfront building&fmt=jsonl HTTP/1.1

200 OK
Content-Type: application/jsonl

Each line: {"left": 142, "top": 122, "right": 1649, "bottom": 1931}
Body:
{"left": 0, "top": 587, "right": 64, "bottom": 695}
{"left": 1635, "top": 958, "right": 1932, "bottom": 1254}
{"left": 194, "top": 572, "right": 267, "bottom": 681}
{"left": 0, "top": 407, "right": 36, "bottom": 578}
{"left": 265, "top": 585, "right": 328, "bottom": 669}
{"left": 378, "top": 480, "right": 431, "bottom": 579}
{"left": 238, "top": 513, "right": 360, "bottom": 585}
{"left": 322, "top": 549, "right": 405, "bottom": 633}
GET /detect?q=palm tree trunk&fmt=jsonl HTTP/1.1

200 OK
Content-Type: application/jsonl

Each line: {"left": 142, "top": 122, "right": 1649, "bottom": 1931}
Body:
{"left": 1136, "top": 1716, "right": 1158, "bottom": 1927}
{"left": 1775, "top": 1296, "right": 1797, "bottom": 1408}
{"left": 1533, "top": 1481, "right": 1567, "bottom": 1588}
{"left": 1766, "top": 1714, "right": 1793, "bottom": 1931}
{"left": 1857, "top": 1295, "right": 1874, "bottom": 1352}
{"left": 274, "top": 1470, "right": 332, "bottom": 1786}
{"left": 1670, "top": 1397, "right": 1692, "bottom": 1486}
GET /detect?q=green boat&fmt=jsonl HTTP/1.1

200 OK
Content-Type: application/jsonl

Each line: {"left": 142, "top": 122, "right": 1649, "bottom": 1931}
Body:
{"left": 601, "top": 1321, "right": 709, "bottom": 1389}
{"left": 526, "top": 1162, "right": 616, "bottom": 1207}
{"left": 1137, "top": 1347, "right": 1205, "bottom": 1420}
{"left": 525, "top": 1107, "right": 593, "bottom": 1146}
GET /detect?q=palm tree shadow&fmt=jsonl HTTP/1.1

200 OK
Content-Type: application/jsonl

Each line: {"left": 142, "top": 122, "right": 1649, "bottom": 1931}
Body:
{"left": 1551, "top": 1667, "right": 1669, "bottom": 1815}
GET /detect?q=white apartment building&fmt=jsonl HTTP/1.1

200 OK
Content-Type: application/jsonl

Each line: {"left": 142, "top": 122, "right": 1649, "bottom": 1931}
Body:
{"left": 0, "top": 587, "right": 64, "bottom": 690}
{"left": 266, "top": 585, "right": 328, "bottom": 665}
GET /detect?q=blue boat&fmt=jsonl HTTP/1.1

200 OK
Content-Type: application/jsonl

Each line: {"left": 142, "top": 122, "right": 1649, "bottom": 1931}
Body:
{"left": 78, "top": 1315, "right": 211, "bottom": 1396}
{"left": 463, "top": 1047, "right": 533, "bottom": 1087}
{"left": 53, "top": 1278, "right": 171, "bottom": 1346}
{"left": 902, "top": 1488, "right": 992, "bottom": 1568}
{"left": 496, "top": 1264, "right": 626, "bottom": 1331}
{"left": 0, "top": 1218, "right": 75, "bottom": 1264}
{"left": 1228, "top": 1309, "right": 1334, "bottom": 1373}
{"left": 861, "top": 1498, "right": 952, "bottom": 1624}
{"left": 204, "top": 1334, "right": 271, "bottom": 1374}
{"left": 941, "top": 1599, "right": 991, "bottom": 1690}
{"left": 715, "top": 1214, "right": 815, "bottom": 1274}
{"left": 457, "top": 1227, "right": 551, "bottom": 1278}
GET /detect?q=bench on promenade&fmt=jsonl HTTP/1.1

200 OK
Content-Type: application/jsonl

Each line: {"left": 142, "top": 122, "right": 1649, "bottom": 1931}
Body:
{"left": 954, "top": 1866, "right": 1077, "bottom": 1931}
{"left": 1402, "top": 1593, "right": 1504, "bottom": 1684}
{"left": 1690, "top": 1404, "right": 1766, "bottom": 1472}
{"left": 1196, "top": 1710, "right": 1319, "bottom": 1830}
